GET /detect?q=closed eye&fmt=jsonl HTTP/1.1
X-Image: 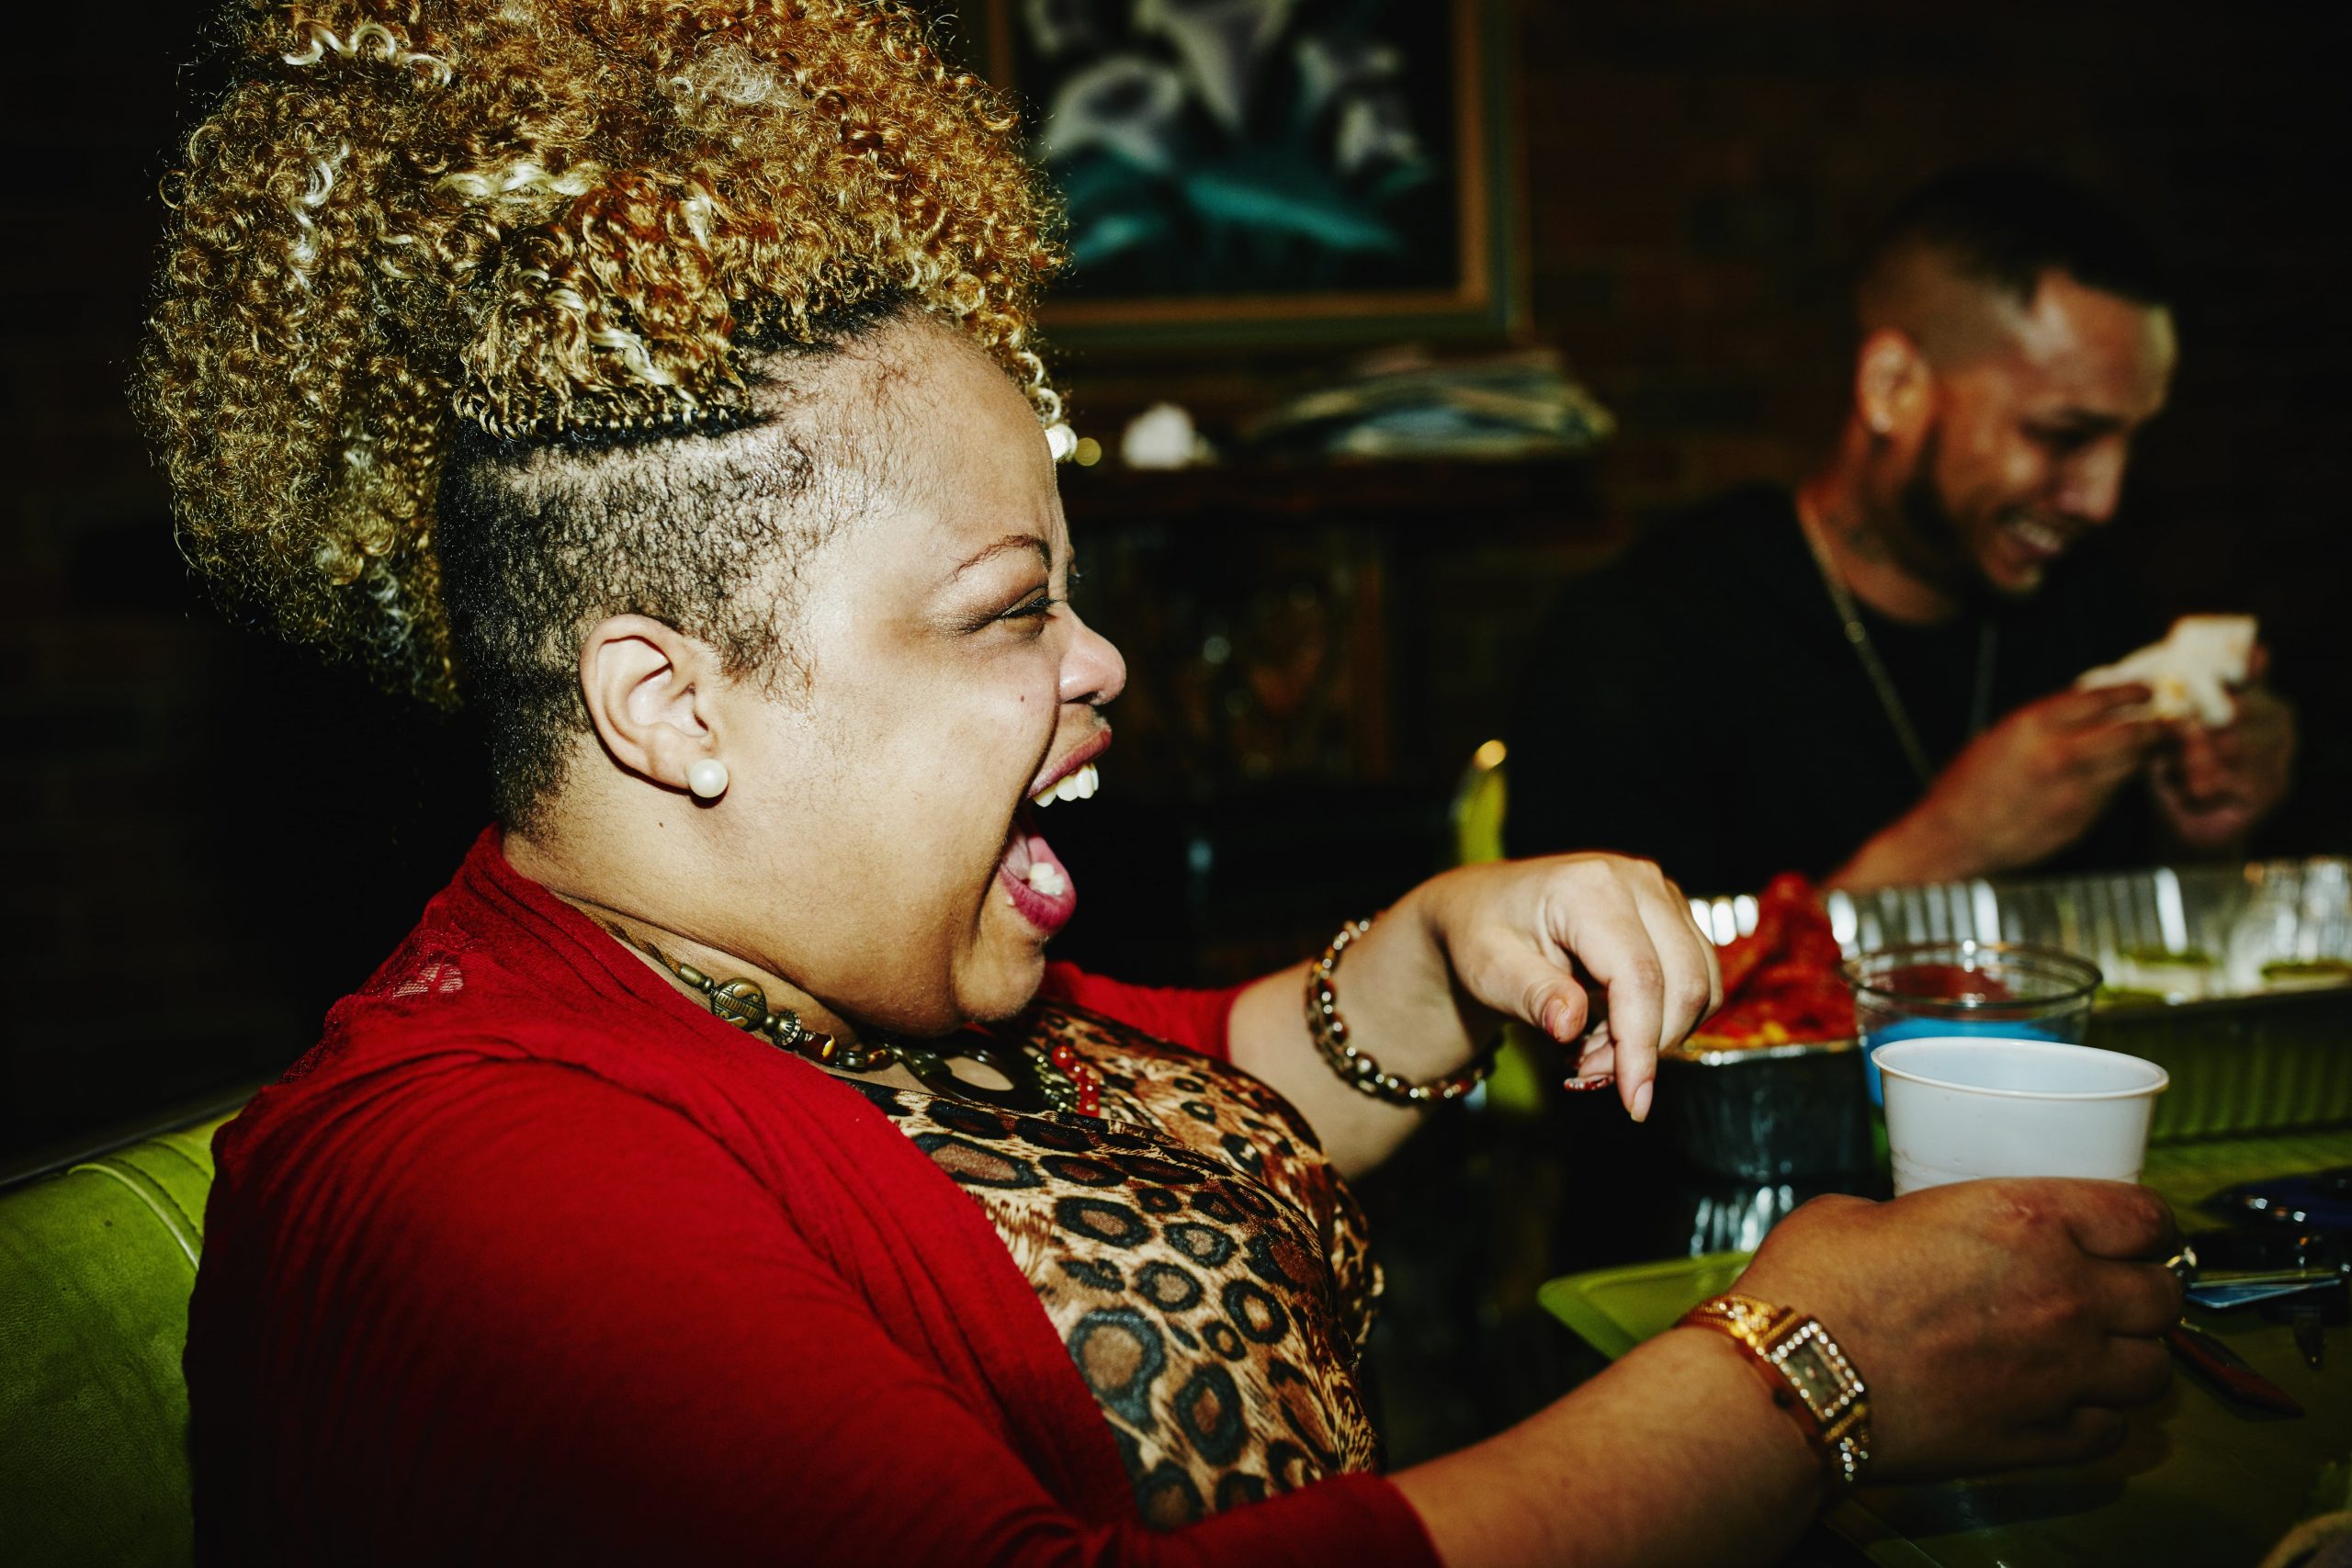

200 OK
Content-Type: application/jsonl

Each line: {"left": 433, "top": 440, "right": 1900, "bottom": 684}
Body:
{"left": 2026, "top": 416, "right": 2123, "bottom": 457}
{"left": 1005, "top": 561, "right": 1077, "bottom": 624}
{"left": 2026, "top": 424, "right": 2091, "bottom": 456}
{"left": 998, "top": 589, "right": 1062, "bottom": 625}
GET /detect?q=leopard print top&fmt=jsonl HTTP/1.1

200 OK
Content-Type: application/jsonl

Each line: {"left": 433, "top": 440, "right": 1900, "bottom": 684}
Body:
{"left": 842, "top": 1000, "right": 1382, "bottom": 1529}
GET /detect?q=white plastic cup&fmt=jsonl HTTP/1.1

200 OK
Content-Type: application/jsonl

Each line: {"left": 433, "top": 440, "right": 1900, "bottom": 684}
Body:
{"left": 1875, "top": 1037, "right": 2169, "bottom": 1196}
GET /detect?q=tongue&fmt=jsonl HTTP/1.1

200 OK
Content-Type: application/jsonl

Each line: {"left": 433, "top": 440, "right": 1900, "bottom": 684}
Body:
{"left": 1001, "top": 818, "right": 1072, "bottom": 897}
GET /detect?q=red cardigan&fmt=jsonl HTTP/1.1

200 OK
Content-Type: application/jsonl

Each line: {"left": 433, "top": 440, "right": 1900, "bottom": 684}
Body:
{"left": 188, "top": 831, "right": 1442, "bottom": 1566}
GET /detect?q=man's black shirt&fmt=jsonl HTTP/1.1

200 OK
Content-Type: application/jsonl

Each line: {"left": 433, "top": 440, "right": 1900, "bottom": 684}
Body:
{"left": 1504, "top": 487, "right": 2161, "bottom": 893}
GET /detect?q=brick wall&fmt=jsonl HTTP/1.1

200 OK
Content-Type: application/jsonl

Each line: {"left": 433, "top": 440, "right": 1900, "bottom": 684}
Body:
{"left": 5, "top": 0, "right": 2346, "bottom": 1156}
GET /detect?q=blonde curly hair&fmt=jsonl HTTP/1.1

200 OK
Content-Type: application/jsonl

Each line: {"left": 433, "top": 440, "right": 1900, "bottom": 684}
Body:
{"left": 141, "top": 0, "right": 1064, "bottom": 712}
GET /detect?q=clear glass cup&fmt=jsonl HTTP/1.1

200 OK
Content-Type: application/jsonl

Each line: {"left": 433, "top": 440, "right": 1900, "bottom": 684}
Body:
{"left": 1842, "top": 941, "right": 2104, "bottom": 1104}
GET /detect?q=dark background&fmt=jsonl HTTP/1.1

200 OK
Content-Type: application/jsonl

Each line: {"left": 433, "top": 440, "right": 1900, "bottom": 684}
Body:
{"left": 5, "top": 0, "right": 2349, "bottom": 1164}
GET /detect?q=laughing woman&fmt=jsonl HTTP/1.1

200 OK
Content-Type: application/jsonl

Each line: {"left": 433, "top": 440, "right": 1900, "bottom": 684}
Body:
{"left": 146, "top": 4, "right": 2182, "bottom": 1564}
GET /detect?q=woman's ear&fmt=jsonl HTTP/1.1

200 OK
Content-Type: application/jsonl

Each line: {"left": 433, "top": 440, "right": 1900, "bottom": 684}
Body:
{"left": 578, "top": 615, "right": 726, "bottom": 796}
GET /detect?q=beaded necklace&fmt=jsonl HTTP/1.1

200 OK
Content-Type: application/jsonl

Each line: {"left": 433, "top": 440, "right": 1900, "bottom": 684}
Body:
{"left": 601, "top": 920, "right": 1102, "bottom": 1117}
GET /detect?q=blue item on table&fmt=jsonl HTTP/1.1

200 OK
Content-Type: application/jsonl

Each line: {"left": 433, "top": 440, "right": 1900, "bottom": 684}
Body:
{"left": 2188, "top": 1279, "right": 2337, "bottom": 1310}
{"left": 2180, "top": 1223, "right": 2350, "bottom": 1311}
{"left": 1860, "top": 1017, "right": 2072, "bottom": 1104}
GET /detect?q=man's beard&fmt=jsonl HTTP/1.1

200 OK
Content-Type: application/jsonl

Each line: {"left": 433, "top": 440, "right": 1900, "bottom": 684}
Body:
{"left": 1888, "top": 426, "right": 2001, "bottom": 605}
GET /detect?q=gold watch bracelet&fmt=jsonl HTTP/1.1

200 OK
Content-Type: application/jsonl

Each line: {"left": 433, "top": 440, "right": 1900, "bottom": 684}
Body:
{"left": 1676, "top": 1292, "right": 1872, "bottom": 1487}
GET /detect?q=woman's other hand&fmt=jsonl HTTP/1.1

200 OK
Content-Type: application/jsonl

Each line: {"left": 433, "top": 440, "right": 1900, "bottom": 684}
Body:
{"left": 1417, "top": 854, "right": 1723, "bottom": 1122}
{"left": 1737, "top": 1178, "right": 2183, "bottom": 1478}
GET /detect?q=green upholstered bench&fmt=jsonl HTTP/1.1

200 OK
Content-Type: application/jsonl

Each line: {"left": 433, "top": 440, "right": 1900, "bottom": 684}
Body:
{"left": 1, "top": 1109, "right": 241, "bottom": 1568}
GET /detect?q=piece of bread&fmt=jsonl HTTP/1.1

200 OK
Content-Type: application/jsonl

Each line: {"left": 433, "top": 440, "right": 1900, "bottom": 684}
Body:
{"left": 2076, "top": 615, "right": 2256, "bottom": 728}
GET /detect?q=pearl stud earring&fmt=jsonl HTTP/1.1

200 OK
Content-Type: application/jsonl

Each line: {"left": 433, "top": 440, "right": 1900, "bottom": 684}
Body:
{"left": 686, "top": 759, "right": 729, "bottom": 801}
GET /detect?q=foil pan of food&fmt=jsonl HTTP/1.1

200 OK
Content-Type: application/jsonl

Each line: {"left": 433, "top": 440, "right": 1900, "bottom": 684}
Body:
{"left": 1660, "top": 875, "right": 1871, "bottom": 1181}
{"left": 1681, "top": 858, "right": 2352, "bottom": 1145}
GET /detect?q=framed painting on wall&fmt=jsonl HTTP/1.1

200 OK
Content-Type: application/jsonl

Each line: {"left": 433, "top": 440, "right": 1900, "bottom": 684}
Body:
{"left": 981, "top": 0, "right": 1523, "bottom": 349}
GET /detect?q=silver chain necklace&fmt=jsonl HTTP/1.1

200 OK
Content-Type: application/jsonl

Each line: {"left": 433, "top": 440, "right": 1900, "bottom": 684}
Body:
{"left": 1794, "top": 493, "right": 1996, "bottom": 788}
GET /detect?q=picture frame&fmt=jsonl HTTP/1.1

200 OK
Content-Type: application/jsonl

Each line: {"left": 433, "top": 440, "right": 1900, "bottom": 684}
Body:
{"left": 979, "top": 0, "right": 1524, "bottom": 350}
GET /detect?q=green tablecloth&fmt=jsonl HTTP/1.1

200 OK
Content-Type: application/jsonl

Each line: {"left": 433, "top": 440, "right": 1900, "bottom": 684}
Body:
{"left": 1539, "top": 1129, "right": 2352, "bottom": 1568}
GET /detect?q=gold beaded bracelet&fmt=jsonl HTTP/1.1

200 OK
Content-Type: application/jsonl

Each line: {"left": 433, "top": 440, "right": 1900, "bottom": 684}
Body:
{"left": 1676, "top": 1293, "right": 1872, "bottom": 1487}
{"left": 1305, "top": 915, "right": 1495, "bottom": 1107}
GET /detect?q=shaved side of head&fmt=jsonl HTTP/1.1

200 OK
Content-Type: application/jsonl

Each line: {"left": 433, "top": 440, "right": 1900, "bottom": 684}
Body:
{"left": 1853, "top": 166, "right": 2170, "bottom": 367}
{"left": 437, "top": 306, "right": 956, "bottom": 830}
{"left": 1858, "top": 242, "right": 2025, "bottom": 367}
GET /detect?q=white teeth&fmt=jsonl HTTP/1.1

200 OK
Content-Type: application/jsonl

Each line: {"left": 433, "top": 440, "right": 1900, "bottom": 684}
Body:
{"left": 1030, "top": 761, "right": 1100, "bottom": 808}
{"left": 1024, "top": 862, "right": 1068, "bottom": 897}
{"left": 2008, "top": 518, "right": 2064, "bottom": 552}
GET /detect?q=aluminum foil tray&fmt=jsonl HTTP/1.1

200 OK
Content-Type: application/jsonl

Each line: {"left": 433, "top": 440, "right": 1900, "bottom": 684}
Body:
{"left": 1687, "top": 858, "right": 2352, "bottom": 1144}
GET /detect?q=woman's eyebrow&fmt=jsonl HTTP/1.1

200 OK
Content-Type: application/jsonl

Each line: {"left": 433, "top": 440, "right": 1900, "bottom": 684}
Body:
{"left": 948, "top": 535, "right": 1050, "bottom": 579}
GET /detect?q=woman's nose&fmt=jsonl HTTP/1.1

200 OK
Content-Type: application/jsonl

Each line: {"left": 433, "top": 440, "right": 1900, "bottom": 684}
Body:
{"left": 1059, "top": 610, "right": 1127, "bottom": 706}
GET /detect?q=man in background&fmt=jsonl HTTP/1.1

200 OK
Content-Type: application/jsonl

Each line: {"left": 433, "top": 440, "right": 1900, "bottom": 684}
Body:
{"left": 1506, "top": 165, "right": 2294, "bottom": 894}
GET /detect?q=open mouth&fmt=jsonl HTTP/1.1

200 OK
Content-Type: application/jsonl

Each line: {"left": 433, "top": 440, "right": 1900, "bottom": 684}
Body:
{"left": 2001, "top": 514, "right": 2071, "bottom": 561}
{"left": 999, "top": 806, "right": 1079, "bottom": 932}
{"left": 995, "top": 731, "right": 1111, "bottom": 935}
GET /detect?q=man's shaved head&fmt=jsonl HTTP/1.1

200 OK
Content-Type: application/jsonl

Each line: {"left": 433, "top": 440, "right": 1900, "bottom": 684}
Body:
{"left": 1857, "top": 165, "right": 2171, "bottom": 367}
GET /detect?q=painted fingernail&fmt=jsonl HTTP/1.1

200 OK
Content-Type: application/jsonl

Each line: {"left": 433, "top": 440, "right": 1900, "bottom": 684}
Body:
{"left": 1632, "top": 1079, "right": 1655, "bottom": 1122}
{"left": 1562, "top": 1074, "right": 1616, "bottom": 1093}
